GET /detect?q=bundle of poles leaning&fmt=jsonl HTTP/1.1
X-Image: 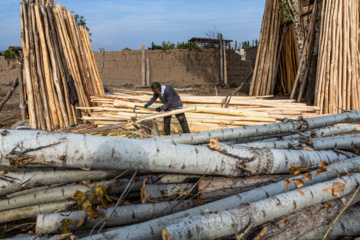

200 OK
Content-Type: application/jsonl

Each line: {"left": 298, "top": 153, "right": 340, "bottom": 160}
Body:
{"left": 250, "top": 0, "right": 360, "bottom": 116}
{"left": 78, "top": 89, "right": 321, "bottom": 133}
{"left": 314, "top": 0, "right": 360, "bottom": 114}
{"left": 20, "top": 0, "right": 104, "bottom": 131}
{"left": 1, "top": 111, "right": 360, "bottom": 239}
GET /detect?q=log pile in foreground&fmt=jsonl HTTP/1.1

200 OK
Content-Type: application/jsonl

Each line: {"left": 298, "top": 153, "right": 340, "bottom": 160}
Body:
{"left": 79, "top": 88, "right": 321, "bottom": 133}
{"left": 20, "top": 0, "right": 104, "bottom": 131}
{"left": 0, "top": 111, "right": 360, "bottom": 239}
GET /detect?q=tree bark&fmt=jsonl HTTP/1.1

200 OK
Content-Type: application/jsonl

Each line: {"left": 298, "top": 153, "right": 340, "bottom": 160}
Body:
{"left": 81, "top": 158, "right": 360, "bottom": 240}
{"left": 301, "top": 205, "right": 360, "bottom": 240}
{"left": 245, "top": 193, "right": 360, "bottom": 240}
{"left": 222, "top": 124, "right": 357, "bottom": 144}
{"left": 0, "top": 130, "right": 354, "bottom": 176}
{"left": 141, "top": 183, "right": 197, "bottom": 203}
{"left": 0, "top": 200, "right": 74, "bottom": 224}
{"left": 0, "top": 178, "right": 137, "bottom": 211}
{"left": 36, "top": 201, "right": 197, "bottom": 235}
{"left": 153, "top": 111, "right": 360, "bottom": 144}
{"left": 161, "top": 173, "right": 360, "bottom": 240}
{"left": 198, "top": 175, "right": 289, "bottom": 204}
{"left": 0, "top": 169, "right": 124, "bottom": 196}
{"left": 234, "top": 134, "right": 360, "bottom": 152}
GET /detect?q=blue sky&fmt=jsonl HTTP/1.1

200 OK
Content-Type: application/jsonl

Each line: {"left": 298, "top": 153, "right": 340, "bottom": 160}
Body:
{"left": 0, "top": 0, "right": 265, "bottom": 51}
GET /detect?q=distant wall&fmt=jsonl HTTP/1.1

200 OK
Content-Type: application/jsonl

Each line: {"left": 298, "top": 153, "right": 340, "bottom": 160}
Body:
{"left": 94, "top": 49, "right": 253, "bottom": 88}
{"left": 0, "top": 56, "right": 18, "bottom": 85}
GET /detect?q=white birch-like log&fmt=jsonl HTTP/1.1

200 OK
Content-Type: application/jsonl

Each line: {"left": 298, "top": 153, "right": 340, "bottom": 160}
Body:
{"left": 245, "top": 191, "right": 360, "bottom": 240}
{"left": 198, "top": 175, "right": 289, "bottom": 204}
{"left": 80, "top": 158, "right": 360, "bottom": 240}
{"left": 141, "top": 183, "right": 197, "bottom": 203}
{"left": 207, "top": 139, "right": 354, "bottom": 175}
{"left": 234, "top": 134, "right": 360, "bottom": 151}
{"left": 222, "top": 124, "right": 357, "bottom": 144}
{"left": 264, "top": 124, "right": 357, "bottom": 141}
{"left": 162, "top": 173, "right": 360, "bottom": 240}
{"left": 153, "top": 111, "right": 360, "bottom": 144}
{"left": 0, "top": 169, "right": 124, "bottom": 196}
{"left": 0, "top": 130, "right": 353, "bottom": 177}
{"left": 301, "top": 206, "right": 360, "bottom": 240}
{"left": 36, "top": 200, "right": 197, "bottom": 235}
{"left": 0, "top": 178, "right": 134, "bottom": 211}
{"left": 0, "top": 200, "right": 74, "bottom": 224}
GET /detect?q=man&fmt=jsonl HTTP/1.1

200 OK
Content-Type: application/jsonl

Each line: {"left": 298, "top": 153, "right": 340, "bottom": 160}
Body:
{"left": 144, "top": 82, "right": 190, "bottom": 135}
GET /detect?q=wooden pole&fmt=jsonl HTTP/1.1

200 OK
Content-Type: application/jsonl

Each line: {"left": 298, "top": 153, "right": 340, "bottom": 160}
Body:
{"left": 219, "top": 34, "right": 224, "bottom": 86}
{"left": 21, "top": 2, "right": 37, "bottom": 128}
{"left": 30, "top": 4, "right": 51, "bottom": 130}
{"left": 34, "top": 4, "right": 59, "bottom": 129}
{"left": 223, "top": 42, "right": 227, "bottom": 87}
{"left": 146, "top": 58, "right": 150, "bottom": 87}
{"left": 28, "top": 3, "right": 46, "bottom": 130}
{"left": 45, "top": 5, "right": 73, "bottom": 126}
{"left": 41, "top": 5, "right": 69, "bottom": 128}
{"left": 141, "top": 44, "right": 146, "bottom": 86}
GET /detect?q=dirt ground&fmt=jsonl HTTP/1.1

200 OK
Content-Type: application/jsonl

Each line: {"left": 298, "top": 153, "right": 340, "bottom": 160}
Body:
{"left": 0, "top": 82, "right": 22, "bottom": 129}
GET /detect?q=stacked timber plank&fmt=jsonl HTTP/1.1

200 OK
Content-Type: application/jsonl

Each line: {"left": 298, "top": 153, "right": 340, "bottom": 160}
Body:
{"left": 1, "top": 111, "right": 360, "bottom": 239}
{"left": 20, "top": 0, "right": 104, "bottom": 130}
{"left": 81, "top": 89, "right": 321, "bottom": 133}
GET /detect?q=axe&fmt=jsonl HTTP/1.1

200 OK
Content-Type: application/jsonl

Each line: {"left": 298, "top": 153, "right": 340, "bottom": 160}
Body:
{"left": 132, "top": 105, "right": 157, "bottom": 122}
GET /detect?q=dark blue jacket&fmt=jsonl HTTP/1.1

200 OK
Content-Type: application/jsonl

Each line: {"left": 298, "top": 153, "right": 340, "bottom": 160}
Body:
{"left": 147, "top": 85, "right": 183, "bottom": 111}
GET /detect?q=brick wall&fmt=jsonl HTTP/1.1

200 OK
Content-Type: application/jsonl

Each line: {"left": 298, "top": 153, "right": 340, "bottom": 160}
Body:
{"left": 94, "top": 49, "right": 253, "bottom": 88}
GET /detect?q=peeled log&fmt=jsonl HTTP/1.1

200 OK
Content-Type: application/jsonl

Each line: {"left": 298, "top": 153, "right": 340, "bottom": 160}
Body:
{"left": 0, "top": 169, "right": 124, "bottom": 196}
{"left": 153, "top": 111, "right": 360, "bottom": 144}
{"left": 141, "top": 183, "right": 197, "bottom": 203}
{"left": 81, "top": 158, "right": 360, "bottom": 240}
{"left": 198, "top": 175, "right": 289, "bottom": 204}
{"left": 0, "top": 200, "right": 74, "bottom": 224}
{"left": 1, "top": 130, "right": 353, "bottom": 177}
{"left": 36, "top": 200, "right": 197, "bottom": 235}
{"left": 162, "top": 173, "right": 360, "bottom": 240}
{"left": 301, "top": 206, "right": 360, "bottom": 240}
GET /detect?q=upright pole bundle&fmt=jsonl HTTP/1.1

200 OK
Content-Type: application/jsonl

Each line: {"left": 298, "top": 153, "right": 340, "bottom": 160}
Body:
{"left": 20, "top": 0, "right": 104, "bottom": 130}
{"left": 250, "top": 0, "right": 281, "bottom": 96}
{"left": 314, "top": 0, "right": 360, "bottom": 114}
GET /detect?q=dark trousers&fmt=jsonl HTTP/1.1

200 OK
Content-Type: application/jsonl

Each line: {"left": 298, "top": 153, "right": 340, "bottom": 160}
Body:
{"left": 164, "top": 113, "right": 190, "bottom": 135}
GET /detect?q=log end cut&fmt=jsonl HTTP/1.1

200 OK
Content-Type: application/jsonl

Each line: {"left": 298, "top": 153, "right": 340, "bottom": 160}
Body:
{"left": 208, "top": 139, "right": 220, "bottom": 149}
{"left": 140, "top": 179, "right": 147, "bottom": 204}
{"left": 162, "top": 227, "right": 172, "bottom": 240}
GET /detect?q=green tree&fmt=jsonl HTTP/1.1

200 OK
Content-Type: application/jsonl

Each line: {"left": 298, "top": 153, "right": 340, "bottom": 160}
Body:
{"left": 73, "top": 13, "right": 92, "bottom": 40}
{"left": 3, "top": 50, "right": 15, "bottom": 60}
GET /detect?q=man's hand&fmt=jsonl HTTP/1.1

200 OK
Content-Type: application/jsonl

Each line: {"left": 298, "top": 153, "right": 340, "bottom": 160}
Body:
{"left": 155, "top": 107, "right": 161, "bottom": 112}
{"left": 144, "top": 104, "right": 149, "bottom": 109}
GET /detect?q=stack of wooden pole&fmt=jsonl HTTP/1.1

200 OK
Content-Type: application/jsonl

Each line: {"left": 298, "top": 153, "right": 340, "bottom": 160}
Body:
{"left": 314, "top": 0, "right": 360, "bottom": 114}
{"left": 20, "top": 0, "right": 104, "bottom": 130}
{"left": 77, "top": 89, "right": 321, "bottom": 133}
{"left": 249, "top": 0, "right": 281, "bottom": 96}
{"left": 278, "top": 23, "right": 300, "bottom": 94}
{"left": 1, "top": 111, "right": 360, "bottom": 239}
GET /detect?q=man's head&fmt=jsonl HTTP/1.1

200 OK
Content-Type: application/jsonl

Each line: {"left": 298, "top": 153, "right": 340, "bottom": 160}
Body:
{"left": 151, "top": 82, "right": 161, "bottom": 94}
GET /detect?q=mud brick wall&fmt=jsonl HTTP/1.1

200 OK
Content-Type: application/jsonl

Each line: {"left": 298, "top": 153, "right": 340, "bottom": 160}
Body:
{"left": 0, "top": 57, "right": 18, "bottom": 85}
{"left": 94, "top": 49, "right": 253, "bottom": 88}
